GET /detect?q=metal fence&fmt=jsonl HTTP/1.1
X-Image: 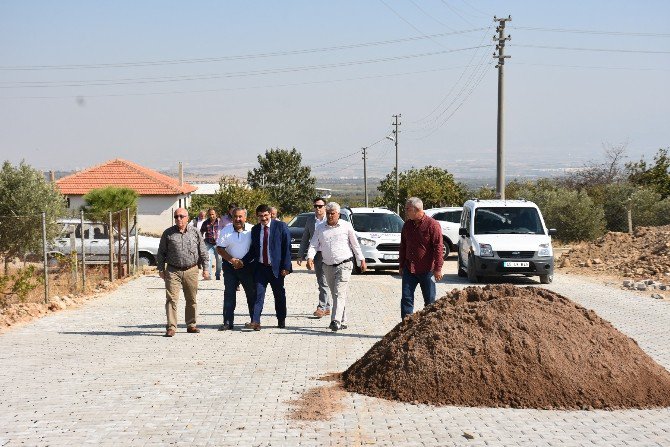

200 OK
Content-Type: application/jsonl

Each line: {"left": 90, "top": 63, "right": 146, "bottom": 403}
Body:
{"left": 0, "top": 208, "right": 140, "bottom": 306}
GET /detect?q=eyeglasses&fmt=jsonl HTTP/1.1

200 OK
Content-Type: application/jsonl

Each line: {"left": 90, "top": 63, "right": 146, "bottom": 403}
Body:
{"left": 326, "top": 211, "right": 338, "bottom": 215}
{"left": 174, "top": 215, "right": 188, "bottom": 219}
{"left": 314, "top": 204, "right": 324, "bottom": 208}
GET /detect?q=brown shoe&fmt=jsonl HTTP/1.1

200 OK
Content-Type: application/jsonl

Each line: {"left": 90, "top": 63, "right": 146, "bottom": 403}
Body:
{"left": 244, "top": 322, "right": 261, "bottom": 331}
{"left": 164, "top": 329, "right": 176, "bottom": 337}
{"left": 324, "top": 308, "right": 331, "bottom": 315}
{"left": 313, "top": 308, "right": 326, "bottom": 318}
{"left": 187, "top": 326, "right": 201, "bottom": 333}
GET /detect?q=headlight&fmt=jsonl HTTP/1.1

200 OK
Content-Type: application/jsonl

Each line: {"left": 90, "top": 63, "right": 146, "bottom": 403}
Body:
{"left": 480, "top": 243, "right": 493, "bottom": 257}
{"left": 538, "top": 243, "right": 552, "bottom": 257}
{"left": 358, "top": 237, "right": 376, "bottom": 247}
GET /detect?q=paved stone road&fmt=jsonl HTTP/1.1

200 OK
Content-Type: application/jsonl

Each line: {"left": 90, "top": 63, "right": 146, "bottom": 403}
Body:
{"left": 1, "top": 263, "right": 669, "bottom": 446}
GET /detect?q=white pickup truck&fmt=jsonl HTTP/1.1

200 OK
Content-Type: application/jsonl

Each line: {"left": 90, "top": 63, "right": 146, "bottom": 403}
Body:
{"left": 48, "top": 218, "right": 161, "bottom": 266}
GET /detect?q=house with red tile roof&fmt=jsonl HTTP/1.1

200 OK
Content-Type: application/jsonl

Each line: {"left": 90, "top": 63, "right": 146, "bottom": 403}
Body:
{"left": 56, "top": 159, "right": 197, "bottom": 234}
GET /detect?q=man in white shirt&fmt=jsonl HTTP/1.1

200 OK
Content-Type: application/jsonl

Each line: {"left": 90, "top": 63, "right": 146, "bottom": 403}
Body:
{"left": 189, "top": 210, "right": 207, "bottom": 231}
{"left": 216, "top": 207, "right": 255, "bottom": 331}
{"left": 297, "top": 197, "right": 331, "bottom": 318}
{"left": 307, "top": 202, "right": 366, "bottom": 331}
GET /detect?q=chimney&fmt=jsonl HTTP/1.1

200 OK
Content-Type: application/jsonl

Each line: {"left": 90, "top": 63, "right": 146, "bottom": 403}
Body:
{"left": 178, "top": 162, "right": 183, "bottom": 186}
{"left": 49, "top": 170, "right": 55, "bottom": 182}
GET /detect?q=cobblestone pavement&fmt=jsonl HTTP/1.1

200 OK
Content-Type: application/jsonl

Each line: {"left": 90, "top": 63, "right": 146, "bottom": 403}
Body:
{"left": 1, "top": 262, "right": 669, "bottom": 446}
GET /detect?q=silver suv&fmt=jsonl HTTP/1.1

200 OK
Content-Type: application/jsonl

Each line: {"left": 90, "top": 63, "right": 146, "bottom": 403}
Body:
{"left": 48, "top": 218, "right": 161, "bottom": 266}
{"left": 344, "top": 207, "right": 404, "bottom": 273}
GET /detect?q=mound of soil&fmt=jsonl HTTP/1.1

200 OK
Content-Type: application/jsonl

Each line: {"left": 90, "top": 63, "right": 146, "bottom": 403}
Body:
{"left": 342, "top": 285, "right": 670, "bottom": 409}
{"left": 559, "top": 225, "right": 670, "bottom": 281}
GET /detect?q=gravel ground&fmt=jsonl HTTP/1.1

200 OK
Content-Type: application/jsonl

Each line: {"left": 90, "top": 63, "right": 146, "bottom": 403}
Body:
{"left": 0, "top": 260, "right": 668, "bottom": 446}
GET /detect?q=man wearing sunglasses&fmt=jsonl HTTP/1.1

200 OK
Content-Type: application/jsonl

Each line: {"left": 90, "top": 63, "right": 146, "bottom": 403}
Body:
{"left": 157, "top": 207, "right": 209, "bottom": 337}
{"left": 297, "top": 197, "right": 331, "bottom": 318}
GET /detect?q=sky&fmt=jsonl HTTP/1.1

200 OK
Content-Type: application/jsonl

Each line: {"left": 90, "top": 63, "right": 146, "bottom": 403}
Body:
{"left": 1, "top": 0, "right": 668, "bottom": 180}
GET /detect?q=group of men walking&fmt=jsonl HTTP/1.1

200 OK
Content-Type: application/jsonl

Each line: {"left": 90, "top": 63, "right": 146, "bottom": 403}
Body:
{"left": 155, "top": 196, "right": 444, "bottom": 337}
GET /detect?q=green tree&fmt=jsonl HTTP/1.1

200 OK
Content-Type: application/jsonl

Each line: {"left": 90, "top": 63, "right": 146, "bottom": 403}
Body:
{"left": 214, "top": 176, "right": 270, "bottom": 224}
{"left": 247, "top": 148, "right": 316, "bottom": 215}
{"left": 374, "top": 166, "right": 466, "bottom": 215}
{"left": 0, "top": 161, "right": 66, "bottom": 272}
{"left": 626, "top": 147, "right": 670, "bottom": 198}
{"left": 532, "top": 188, "right": 606, "bottom": 242}
{"left": 82, "top": 186, "right": 138, "bottom": 225}
{"left": 188, "top": 194, "right": 217, "bottom": 218}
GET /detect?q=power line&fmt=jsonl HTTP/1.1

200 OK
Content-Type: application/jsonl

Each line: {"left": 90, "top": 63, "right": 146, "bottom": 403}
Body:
{"left": 0, "top": 28, "right": 486, "bottom": 72}
{"left": 510, "top": 26, "right": 670, "bottom": 38}
{"left": 407, "top": 0, "right": 456, "bottom": 31}
{"left": 516, "top": 62, "right": 670, "bottom": 72}
{"left": 0, "top": 45, "right": 489, "bottom": 89}
{"left": 378, "top": 0, "right": 452, "bottom": 50}
{"left": 313, "top": 135, "right": 392, "bottom": 169}
{"left": 0, "top": 63, "right": 490, "bottom": 100}
{"left": 439, "top": 0, "right": 476, "bottom": 27}
{"left": 514, "top": 44, "right": 670, "bottom": 54}
{"left": 409, "top": 26, "right": 492, "bottom": 125}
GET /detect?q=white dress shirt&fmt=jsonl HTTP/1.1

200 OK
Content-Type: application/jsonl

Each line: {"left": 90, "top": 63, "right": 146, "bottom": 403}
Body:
{"left": 216, "top": 223, "right": 253, "bottom": 259}
{"left": 307, "top": 220, "right": 364, "bottom": 266}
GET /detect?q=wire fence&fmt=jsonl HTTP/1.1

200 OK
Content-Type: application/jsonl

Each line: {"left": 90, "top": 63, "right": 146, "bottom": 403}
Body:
{"left": 0, "top": 208, "right": 141, "bottom": 307}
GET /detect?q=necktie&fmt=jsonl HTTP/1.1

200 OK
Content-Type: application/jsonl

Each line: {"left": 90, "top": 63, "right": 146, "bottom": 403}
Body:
{"left": 263, "top": 225, "right": 269, "bottom": 265}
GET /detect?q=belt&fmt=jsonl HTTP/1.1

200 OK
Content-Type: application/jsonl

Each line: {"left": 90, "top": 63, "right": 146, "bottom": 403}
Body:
{"left": 168, "top": 263, "right": 197, "bottom": 271}
{"left": 327, "top": 257, "right": 354, "bottom": 267}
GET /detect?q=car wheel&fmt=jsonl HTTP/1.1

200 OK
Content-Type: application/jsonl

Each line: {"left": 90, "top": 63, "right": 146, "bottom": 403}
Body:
{"left": 540, "top": 273, "right": 553, "bottom": 284}
{"left": 467, "top": 255, "right": 479, "bottom": 283}
{"left": 457, "top": 252, "right": 467, "bottom": 277}
{"left": 138, "top": 255, "right": 152, "bottom": 267}
{"left": 442, "top": 238, "right": 450, "bottom": 260}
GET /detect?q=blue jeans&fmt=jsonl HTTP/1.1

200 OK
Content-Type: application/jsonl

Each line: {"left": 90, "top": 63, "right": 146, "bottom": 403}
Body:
{"left": 205, "top": 242, "right": 222, "bottom": 279}
{"left": 400, "top": 267, "right": 436, "bottom": 320}
{"left": 222, "top": 262, "right": 255, "bottom": 325}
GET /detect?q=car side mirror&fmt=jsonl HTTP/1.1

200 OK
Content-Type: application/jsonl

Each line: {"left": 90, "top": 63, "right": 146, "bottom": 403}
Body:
{"left": 458, "top": 227, "right": 469, "bottom": 237}
{"left": 548, "top": 228, "right": 557, "bottom": 236}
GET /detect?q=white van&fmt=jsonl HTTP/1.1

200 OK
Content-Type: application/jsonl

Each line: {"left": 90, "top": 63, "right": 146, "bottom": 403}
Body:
{"left": 457, "top": 199, "right": 557, "bottom": 284}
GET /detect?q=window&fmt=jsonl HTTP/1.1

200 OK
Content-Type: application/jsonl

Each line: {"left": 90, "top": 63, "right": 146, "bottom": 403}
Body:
{"left": 474, "top": 207, "right": 543, "bottom": 235}
{"left": 351, "top": 213, "right": 404, "bottom": 233}
{"left": 288, "top": 214, "right": 309, "bottom": 228}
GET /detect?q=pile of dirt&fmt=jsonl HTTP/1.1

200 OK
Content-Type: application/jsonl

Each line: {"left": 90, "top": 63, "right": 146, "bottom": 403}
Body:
{"left": 558, "top": 225, "right": 670, "bottom": 281}
{"left": 342, "top": 285, "right": 670, "bottom": 409}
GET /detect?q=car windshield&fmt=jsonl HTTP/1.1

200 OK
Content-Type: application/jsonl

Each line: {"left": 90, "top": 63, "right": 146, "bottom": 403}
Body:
{"left": 288, "top": 214, "right": 309, "bottom": 228}
{"left": 351, "top": 213, "right": 404, "bottom": 233}
{"left": 474, "top": 207, "right": 544, "bottom": 235}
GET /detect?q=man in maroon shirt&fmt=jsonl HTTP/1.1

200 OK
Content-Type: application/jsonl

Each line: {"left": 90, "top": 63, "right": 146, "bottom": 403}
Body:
{"left": 399, "top": 197, "right": 444, "bottom": 320}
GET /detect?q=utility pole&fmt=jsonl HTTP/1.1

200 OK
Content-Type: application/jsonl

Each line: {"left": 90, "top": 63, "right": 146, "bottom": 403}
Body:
{"left": 362, "top": 147, "right": 369, "bottom": 207}
{"left": 493, "top": 15, "right": 511, "bottom": 199}
{"left": 392, "top": 114, "right": 401, "bottom": 214}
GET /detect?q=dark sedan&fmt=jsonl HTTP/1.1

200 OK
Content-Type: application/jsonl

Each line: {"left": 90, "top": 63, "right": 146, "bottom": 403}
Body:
{"left": 287, "top": 210, "right": 351, "bottom": 259}
{"left": 287, "top": 212, "right": 312, "bottom": 259}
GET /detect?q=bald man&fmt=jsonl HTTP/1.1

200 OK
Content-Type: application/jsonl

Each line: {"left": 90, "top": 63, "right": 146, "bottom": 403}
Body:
{"left": 157, "top": 207, "right": 209, "bottom": 337}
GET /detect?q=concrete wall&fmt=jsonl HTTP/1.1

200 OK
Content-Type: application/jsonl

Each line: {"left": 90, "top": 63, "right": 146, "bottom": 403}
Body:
{"left": 66, "top": 194, "right": 191, "bottom": 235}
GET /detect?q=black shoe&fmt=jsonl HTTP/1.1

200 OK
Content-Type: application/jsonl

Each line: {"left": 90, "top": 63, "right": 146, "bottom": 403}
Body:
{"left": 340, "top": 323, "right": 348, "bottom": 330}
{"left": 218, "top": 322, "right": 233, "bottom": 331}
{"left": 329, "top": 320, "right": 341, "bottom": 332}
{"left": 278, "top": 320, "right": 286, "bottom": 328}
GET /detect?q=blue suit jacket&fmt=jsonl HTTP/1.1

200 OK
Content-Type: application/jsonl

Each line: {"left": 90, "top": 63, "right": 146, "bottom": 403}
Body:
{"left": 247, "top": 220, "right": 293, "bottom": 278}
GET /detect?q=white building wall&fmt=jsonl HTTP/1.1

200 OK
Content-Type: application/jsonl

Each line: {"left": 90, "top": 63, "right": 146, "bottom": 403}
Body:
{"left": 66, "top": 194, "right": 190, "bottom": 236}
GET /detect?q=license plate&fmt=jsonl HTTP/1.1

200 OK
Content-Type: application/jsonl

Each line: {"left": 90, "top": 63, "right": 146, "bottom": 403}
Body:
{"left": 291, "top": 243, "right": 299, "bottom": 249}
{"left": 383, "top": 254, "right": 399, "bottom": 260}
{"left": 504, "top": 261, "right": 529, "bottom": 268}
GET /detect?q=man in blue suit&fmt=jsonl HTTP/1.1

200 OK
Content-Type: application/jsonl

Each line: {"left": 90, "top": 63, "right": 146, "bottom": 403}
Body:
{"left": 244, "top": 204, "right": 293, "bottom": 331}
